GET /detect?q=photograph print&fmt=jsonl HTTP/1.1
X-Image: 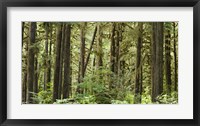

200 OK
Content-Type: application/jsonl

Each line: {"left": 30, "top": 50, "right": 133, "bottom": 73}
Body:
{"left": 22, "top": 22, "right": 178, "bottom": 104}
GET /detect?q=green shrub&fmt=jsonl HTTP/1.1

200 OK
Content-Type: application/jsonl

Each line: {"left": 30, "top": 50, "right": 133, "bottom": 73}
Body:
{"left": 157, "top": 91, "right": 178, "bottom": 104}
{"left": 54, "top": 94, "right": 96, "bottom": 104}
{"left": 32, "top": 90, "right": 53, "bottom": 104}
{"left": 111, "top": 100, "right": 129, "bottom": 104}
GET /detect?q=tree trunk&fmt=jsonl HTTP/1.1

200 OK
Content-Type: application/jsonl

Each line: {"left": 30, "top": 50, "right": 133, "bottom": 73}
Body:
{"left": 165, "top": 28, "right": 171, "bottom": 94}
{"left": 33, "top": 58, "right": 38, "bottom": 94}
{"left": 84, "top": 26, "right": 97, "bottom": 75}
{"left": 47, "top": 24, "right": 52, "bottom": 90}
{"left": 58, "top": 23, "right": 65, "bottom": 99}
{"left": 151, "top": 22, "right": 164, "bottom": 102}
{"left": 173, "top": 22, "right": 178, "bottom": 91}
{"left": 44, "top": 23, "right": 49, "bottom": 91}
{"left": 22, "top": 64, "right": 27, "bottom": 103}
{"left": 110, "top": 23, "right": 115, "bottom": 73}
{"left": 27, "top": 22, "right": 36, "bottom": 104}
{"left": 77, "top": 23, "right": 86, "bottom": 93}
{"left": 63, "top": 24, "right": 71, "bottom": 98}
{"left": 96, "top": 23, "right": 103, "bottom": 68}
{"left": 110, "top": 23, "right": 116, "bottom": 89}
{"left": 115, "top": 23, "right": 120, "bottom": 75}
{"left": 53, "top": 23, "right": 62, "bottom": 102}
{"left": 96, "top": 23, "right": 103, "bottom": 84}
{"left": 22, "top": 24, "right": 27, "bottom": 103}
{"left": 134, "top": 22, "right": 143, "bottom": 104}
{"left": 80, "top": 22, "right": 86, "bottom": 80}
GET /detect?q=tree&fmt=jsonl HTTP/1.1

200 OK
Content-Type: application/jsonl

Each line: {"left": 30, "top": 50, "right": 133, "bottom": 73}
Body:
{"left": 58, "top": 23, "right": 65, "bottom": 99}
{"left": 77, "top": 23, "right": 86, "bottom": 93}
{"left": 53, "top": 23, "right": 62, "bottom": 102}
{"left": 110, "top": 23, "right": 115, "bottom": 73}
{"left": 33, "top": 58, "right": 38, "bottom": 94}
{"left": 96, "top": 23, "right": 103, "bottom": 68}
{"left": 84, "top": 25, "right": 97, "bottom": 75}
{"left": 63, "top": 23, "right": 71, "bottom": 98}
{"left": 151, "top": 22, "right": 164, "bottom": 102}
{"left": 173, "top": 22, "right": 178, "bottom": 91}
{"left": 134, "top": 22, "right": 143, "bottom": 104}
{"left": 44, "top": 22, "right": 50, "bottom": 91}
{"left": 27, "top": 22, "right": 37, "bottom": 104}
{"left": 115, "top": 23, "right": 120, "bottom": 75}
{"left": 22, "top": 22, "right": 27, "bottom": 103}
{"left": 47, "top": 24, "right": 52, "bottom": 90}
{"left": 165, "top": 23, "right": 171, "bottom": 94}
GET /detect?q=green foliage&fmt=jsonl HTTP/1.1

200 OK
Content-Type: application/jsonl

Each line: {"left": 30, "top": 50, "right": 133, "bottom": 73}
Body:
{"left": 31, "top": 82, "right": 53, "bottom": 104}
{"left": 73, "top": 69, "right": 136, "bottom": 104}
{"left": 111, "top": 100, "right": 129, "bottom": 104}
{"left": 124, "top": 93, "right": 134, "bottom": 104}
{"left": 32, "top": 90, "right": 52, "bottom": 104}
{"left": 157, "top": 92, "right": 178, "bottom": 104}
{"left": 23, "top": 22, "right": 178, "bottom": 104}
{"left": 54, "top": 95, "right": 96, "bottom": 104}
{"left": 141, "top": 86, "right": 152, "bottom": 104}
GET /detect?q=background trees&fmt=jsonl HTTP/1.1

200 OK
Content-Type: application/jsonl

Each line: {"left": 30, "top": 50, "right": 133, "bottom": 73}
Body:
{"left": 22, "top": 22, "right": 178, "bottom": 104}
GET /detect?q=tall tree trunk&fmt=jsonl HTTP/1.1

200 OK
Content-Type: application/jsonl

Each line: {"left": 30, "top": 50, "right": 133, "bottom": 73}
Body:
{"left": 58, "top": 23, "right": 65, "bottom": 99}
{"left": 96, "top": 23, "right": 103, "bottom": 68}
{"left": 151, "top": 22, "right": 164, "bottom": 102}
{"left": 173, "top": 22, "right": 178, "bottom": 91}
{"left": 47, "top": 24, "right": 52, "bottom": 90}
{"left": 63, "top": 24, "right": 71, "bottom": 98}
{"left": 80, "top": 22, "right": 86, "bottom": 80}
{"left": 110, "top": 23, "right": 116, "bottom": 89}
{"left": 77, "top": 23, "right": 86, "bottom": 93}
{"left": 96, "top": 23, "right": 103, "bottom": 84}
{"left": 110, "top": 23, "right": 115, "bottom": 73}
{"left": 115, "top": 23, "right": 120, "bottom": 75}
{"left": 140, "top": 63, "right": 143, "bottom": 99}
{"left": 44, "top": 23, "right": 49, "bottom": 91}
{"left": 33, "top": 58, "right": 38, "bottom": 94}
{"left": 22, "top": 24, "right": 27, "bottom": 103}
{"left": 53, "top": 23, "right": 62, "bottom": 102}
{"left": 134, "top": 22, "right": 143, "bottom": 104}
{"left": 27, "top": 22, "right": 36, "bottom": 104}
{"left": 22, "top": 62, "right": 27, "bottom": 103}
{"left": 165, "top": 28, "right": 171, "bottom": 94}
{"left": 84, "top": 26, "right": 97, "bottom": 75}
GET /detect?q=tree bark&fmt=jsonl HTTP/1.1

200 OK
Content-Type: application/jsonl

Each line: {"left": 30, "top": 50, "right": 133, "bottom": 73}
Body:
{"left": 22, "top": 23, "right": 27, "bottom": 103}
{"left": 151, "top": 22, "right": 164, "bottom": 102}
{"left": 96, "top": 23, "right": 103, "bottom": 68}
{"left": 110, "top": 23, "right": 116, "bottom": 89}
{"left": 77, "top": 23, "right": 86, "bottom": 93}
{"left": 63, "top": 24, "right": 71, "bottom": 98}
{"left": 173, "top": 22, "right": 178, "bottom": 91}
{"left": 58, "top": 23, "right": 65, "bottom": 99}
{"left": 84, "top": 26, "right": 97, "bottom": 75}
{"left": 47, "top": 24, "right": 52, "bottom": 90}
{"left": 165, "top": 28, "right": 171, "bottom": 94}
{"left": 27, "top": 22, "right": 36, "bottom": 104}
{"left": 115, "top": 23, "right": 120, "bottom": 75}
{"left": 53, "top": 23, "right": 62, "bottom": 102}
{"left": 110, "top": 23, "right": 115, "bottom": 72}
{"left": 33, "top": 58, "right": 38, "bottom": 94}
{"left": 44, "top": 23, "right": 49, "bottom": 91}
{"left": 80, "top": 22, "right": 86, "bottom": 80}
{"left": 134, "top": 22, "right": 143, "bottom": 104}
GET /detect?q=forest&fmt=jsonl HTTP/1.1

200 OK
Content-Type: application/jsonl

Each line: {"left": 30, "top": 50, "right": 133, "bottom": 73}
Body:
{"left": 22, "top": 22, "right": 178, "bottom": 104}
